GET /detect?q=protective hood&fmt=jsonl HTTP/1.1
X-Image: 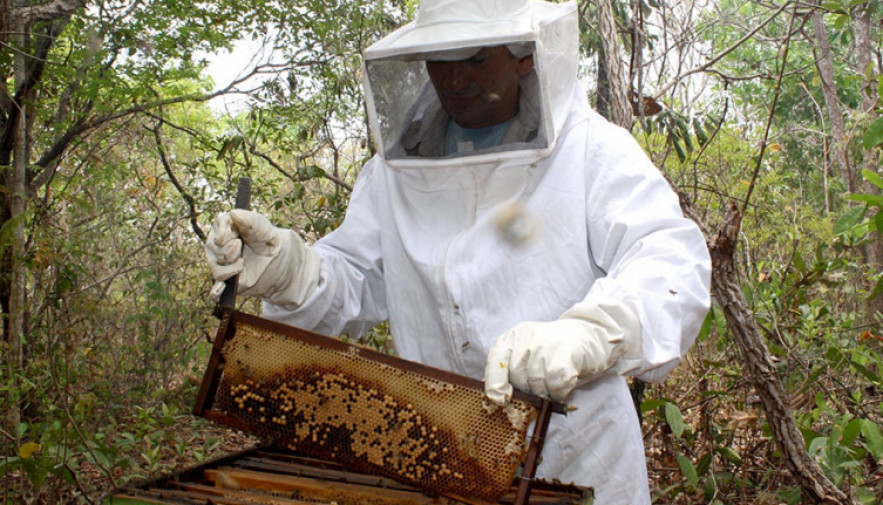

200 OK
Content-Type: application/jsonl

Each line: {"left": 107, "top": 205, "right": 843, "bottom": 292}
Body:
{"left": 362, "top": 0, "right": 578, "bottom": 168}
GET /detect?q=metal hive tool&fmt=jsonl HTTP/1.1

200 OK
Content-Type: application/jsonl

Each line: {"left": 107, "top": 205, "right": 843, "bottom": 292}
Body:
{"left": 194, "top": 178, "right": 566, "bottom": 504}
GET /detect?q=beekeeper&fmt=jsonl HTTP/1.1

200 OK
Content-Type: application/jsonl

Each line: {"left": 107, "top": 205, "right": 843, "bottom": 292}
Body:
{"left": 205, "top": 0, "right": 712, "bottom": 503}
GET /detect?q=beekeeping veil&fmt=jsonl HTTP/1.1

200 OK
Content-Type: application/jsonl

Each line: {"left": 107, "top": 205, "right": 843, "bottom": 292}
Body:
{"left": 362, "top": 0, "right": 579, "bottom": 167}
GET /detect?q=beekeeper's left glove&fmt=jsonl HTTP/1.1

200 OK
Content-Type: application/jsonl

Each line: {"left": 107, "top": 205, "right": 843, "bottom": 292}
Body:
{"left": 205, "top": 209, "right": 320, "bottom": 307}
{"left": 483, "top": 298, "right": 642, "bottom": 405}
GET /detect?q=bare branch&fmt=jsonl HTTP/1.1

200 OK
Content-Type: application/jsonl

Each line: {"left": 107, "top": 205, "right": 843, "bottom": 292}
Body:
{"left": 249, "top": 145, "right": 353, "bottom": 193}
{"left": 653, "top": 1, "right": 791, "bottom": 99}
{"left": 147, "top": 117, "right": 207, "bottom": 242}
{"left": 741, "top": 3, "right": 806, "bottom": 214}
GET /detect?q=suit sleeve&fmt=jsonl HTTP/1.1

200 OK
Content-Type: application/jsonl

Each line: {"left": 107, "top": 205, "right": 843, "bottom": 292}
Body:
{"left": 581, "top": 122, "right": 712, "bottom": 383}
{"left": 262, "top": 158, "right": 388, "bottom": 338}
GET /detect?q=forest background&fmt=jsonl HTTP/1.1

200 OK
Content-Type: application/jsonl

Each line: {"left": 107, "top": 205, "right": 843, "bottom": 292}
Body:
{"left": 1, "top": 0, "right": 882, "bottom": 504}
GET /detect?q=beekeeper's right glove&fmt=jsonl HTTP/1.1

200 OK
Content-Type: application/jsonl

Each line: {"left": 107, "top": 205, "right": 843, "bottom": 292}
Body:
{"left": 484, "top": 297, "right": 642, "bottom": 405}
{"left": 205, "top": 209, "right": 320, "bottom": 307}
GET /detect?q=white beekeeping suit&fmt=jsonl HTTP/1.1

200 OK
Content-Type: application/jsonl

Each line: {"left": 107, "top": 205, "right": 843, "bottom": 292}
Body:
{"left": 208, "top": 0, "right": 712, "bottom": 503}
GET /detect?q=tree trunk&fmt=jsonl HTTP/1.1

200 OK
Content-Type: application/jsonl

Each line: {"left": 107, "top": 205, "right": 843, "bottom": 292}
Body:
{"left": 596, "top": 0, "right": 632, "bottom": 129}
{"left": 678, "top": 197, "right": 857, "bottom": 505}
{"left": 596, "top": 46, "right": 611, "bottom": 120}
{"left": 809, "top": 5, "right": 853, "bottom": 192}
{"left": 854, "top": 2, "right": 883, "bottom": 319}
{"left": 1, "top": 10, "right": 77, "bottom": 447}
{"left": 5, "top": 0, "right": 28, "bottom": 452}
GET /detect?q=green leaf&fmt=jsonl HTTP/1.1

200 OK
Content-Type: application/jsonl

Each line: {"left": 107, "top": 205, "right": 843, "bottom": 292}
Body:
{"left": 665, "top": 402, "right": 688, "bottom": 439}
{"left": 712, "top": 305, "right": 727, "bottom": 336}
{"left": 801, "top": 426, "right": 822, "bottom": 447}
{"left": 821, "top": 1, "right": 842, "bottom": 11}
{"left": 826, "top": 346, "right": 847, "bottom": 368}
{"left": 682, "top": 125, "right": 695, "bottom": 153}
{"left": 676, "top": 454, "right": 699, "bottom": 488}
{"left": 673, "top": 140, "right": 687, "bottom": 162}
{"left": 873, "top": 211, "right": 883, "bottom": 233}
{"left": 863, "top": 117, "right": 883, "bottom": 149}
{"left": 696, "top": 310, "right": 714, "bottom": 342}
{"left": 858, "top": 486, "right": 878, "bottom": 505}
{"left": 641, "top": 398, "right": 668, "bottom": 413}
{"left": 703, "top": 476, "right": 720, "bottom": 502}
{"left": 848, "top": 194, "right": 883, "bottom": 207}
{"left": 693, "top": 117, "right": 709, "bottom": 146}
{"left": 851, "top": 358, "right": 881, "bottom": 384}
{"left": 842, "top": 418, "right": 862, "bottom": 446}
{"left": 716, "top": 446, "right": 743, "bottom": 465}
{"left": 696, "top": 452, "right": 713, "bottom": 476}
{"left": 808, "top": 434, "right": 829, "bottom": 455}
{"left": 868, "top": 277, "right": 883, "bottom": 300}
{"left": 862, "top": 169, "right": 883, "bottom": 190}
{"left": 672, "top": 136, "right": 687, "bottom": 162}
{"left": 833, "top": 205, "right": 867, "bottom": 235}
{"left": 793, "top": 251, "right": 806, "bottom": 272}
{"left": 298, "top": 165, "right": 327, "bottom": 179}
{"left": 860, "top": 420, "right": 883, "bottom": 459}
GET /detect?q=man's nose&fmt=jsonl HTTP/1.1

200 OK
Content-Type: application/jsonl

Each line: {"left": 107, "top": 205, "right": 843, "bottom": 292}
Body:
{"left": 441, "top": 63, "right": 470, "bottom": 91}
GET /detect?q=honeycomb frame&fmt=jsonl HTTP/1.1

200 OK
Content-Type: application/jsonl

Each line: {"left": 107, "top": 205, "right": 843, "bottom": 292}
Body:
{"left": 194, "top": 311, "right": 562, "bottom": 503}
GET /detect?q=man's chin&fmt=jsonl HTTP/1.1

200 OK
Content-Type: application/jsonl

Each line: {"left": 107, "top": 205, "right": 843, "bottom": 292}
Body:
{"left": 445, "top": 107, "right": 486, "bottom": 128}
{"left": 451, "top": 118, "right": 486, "bottom": 129}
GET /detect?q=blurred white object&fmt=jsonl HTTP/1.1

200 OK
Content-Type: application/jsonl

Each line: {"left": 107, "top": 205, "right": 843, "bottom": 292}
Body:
{"left": 494, "top": 201, "right": 538, "bottom": 245}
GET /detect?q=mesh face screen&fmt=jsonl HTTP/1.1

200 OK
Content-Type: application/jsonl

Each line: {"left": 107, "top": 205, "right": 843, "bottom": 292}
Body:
{"left": 213, "top": 320, "right": 538, "bottom": 500}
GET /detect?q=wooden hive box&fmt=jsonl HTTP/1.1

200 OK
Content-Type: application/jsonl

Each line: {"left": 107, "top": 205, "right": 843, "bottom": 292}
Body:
{"left": 106, "top": 445, "right": 594, "bottom": 505}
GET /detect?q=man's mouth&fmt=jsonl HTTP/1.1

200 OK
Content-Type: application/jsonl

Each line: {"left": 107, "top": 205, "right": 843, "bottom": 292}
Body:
{"left": 442, "top": 94, "right": 478, "bottom": 108}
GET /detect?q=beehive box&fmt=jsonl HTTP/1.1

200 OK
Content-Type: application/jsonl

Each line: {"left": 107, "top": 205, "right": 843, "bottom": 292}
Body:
{"left": 193, "top": 312, "right": 568, "bottom": 503}
{"left": 106, "top": 445, "right": 593, "bottom": 505}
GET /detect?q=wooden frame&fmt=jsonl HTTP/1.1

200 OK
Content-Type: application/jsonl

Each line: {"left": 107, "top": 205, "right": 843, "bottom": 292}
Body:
{"left": 193, "top": 311, "right": 568, "bottom": 505}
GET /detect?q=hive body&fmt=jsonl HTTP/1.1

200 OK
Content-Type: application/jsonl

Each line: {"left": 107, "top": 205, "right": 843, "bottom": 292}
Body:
{"left": 108, "top": 446, "right": 593, "bottom": 505}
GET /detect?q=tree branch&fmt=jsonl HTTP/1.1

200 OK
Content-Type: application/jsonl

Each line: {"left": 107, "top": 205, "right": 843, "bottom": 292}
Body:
{"left": 249, "top": 145, "right": 353, "bottom": 193}
{"left": 653, "top": 1, "right": 791, "bottom": 99}
{"left": 740, "top": 3, "right": 806, "bottom": 215}
{"left": 146, "top": 117, "right": 206, "bottom": 241}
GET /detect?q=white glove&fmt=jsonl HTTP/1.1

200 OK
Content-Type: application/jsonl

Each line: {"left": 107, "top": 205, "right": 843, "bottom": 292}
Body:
{"left": 205, "top": 209, "right": 321, "bottom": 307}
{"left": 483, "top": 298, "right": 642, "bottom": 405}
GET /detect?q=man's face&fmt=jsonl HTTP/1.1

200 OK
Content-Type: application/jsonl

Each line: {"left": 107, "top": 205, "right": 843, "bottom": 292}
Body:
{"left": 426, "top": 46, "right": 534, "bottom": 129}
